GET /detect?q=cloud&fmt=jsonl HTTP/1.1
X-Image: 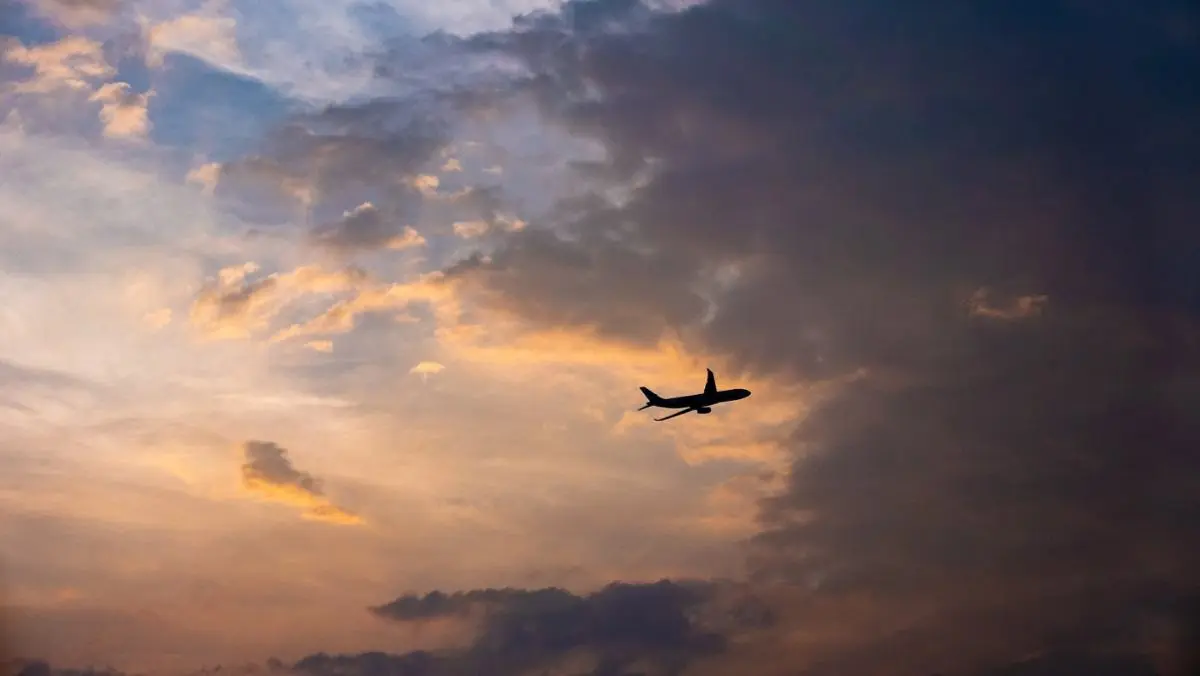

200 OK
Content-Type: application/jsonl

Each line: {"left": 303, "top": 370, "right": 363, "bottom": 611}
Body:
{"left": 240, "top": 440, "right": 362, "bottom": 525}
{"left": 308, "top": 202, "right": 427, "bottom": 254}
{"left": 188, "top": 263, "right": 370, "bottom": 340}
{"left": 304, "top": 340, "right": 333, "bottom": 353}
{"left": 408, "top": 361, "right": 444, "bottom": 377}
{"left": 213, "top": 101, "right": 451, "bottom": 211}
{"left": 139, "top": 5, "right": 241, "bottom": 70}
{"left": 441, "top": 227, "right": 710, "bottom": 348}
{"left": 88, "top": 82, "right": 153, "bottom": 139}
{"left": 364, "top": 0, "right": 1200, "bottom": 672}
{"left": 266, "top": 271, "right": 450, "bottom": 344}
{"left": 185, "top": 161, "right": 221, "bottom": 195}
{"left": 8, "top": 0, "right": 1200, "bottom": 674}
{"left": 365, "top": 579, "right": 761, "bottom": 674}
{"left": 23, "top": 0, "right": 124, "bottom": 29}
{"left": 451, "top": 220, "right": 489, "bottom": 239}
{"left": 966, "top": 287, "right": 1050, "bottom": 321}
{"left": 3, "top": 36, "right": 114, "bottom": 94}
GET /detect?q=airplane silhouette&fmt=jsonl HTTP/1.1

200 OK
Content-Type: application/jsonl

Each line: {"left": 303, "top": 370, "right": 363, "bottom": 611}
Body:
{"left": 637, "top": 368, "right": 751, "bottom": 421}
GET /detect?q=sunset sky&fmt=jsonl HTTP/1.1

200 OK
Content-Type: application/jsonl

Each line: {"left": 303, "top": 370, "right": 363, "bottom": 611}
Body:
{"left": 1, "top": 1, "right": 1198, "bottom": 675}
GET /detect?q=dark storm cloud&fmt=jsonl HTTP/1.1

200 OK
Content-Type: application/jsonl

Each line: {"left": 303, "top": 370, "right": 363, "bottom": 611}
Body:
{"left": 444, "top": 220, "right": 708, "bottom": 345}
{"left": 378, "top": 0, "right": 1200, "bottom": 673}
{"left": 366, "top": 580, "right": 756, "bottom": 675}
{"left": 15, "top": 582, "right": 767, "bottom": 676}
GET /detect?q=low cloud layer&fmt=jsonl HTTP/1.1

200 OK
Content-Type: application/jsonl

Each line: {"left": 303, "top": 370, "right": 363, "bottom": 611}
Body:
{"left": 240, "top": 440, "right": 361, "bottom": 525}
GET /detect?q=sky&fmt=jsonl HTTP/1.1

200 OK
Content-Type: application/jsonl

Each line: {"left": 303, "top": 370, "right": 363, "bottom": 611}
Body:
{"left": 0, "top": 1, "right": 1198, "bottom": 675}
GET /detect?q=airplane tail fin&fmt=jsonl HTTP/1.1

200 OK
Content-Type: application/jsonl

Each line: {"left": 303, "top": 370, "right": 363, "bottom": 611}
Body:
{"left": 638, "top": 386, "right": 663, "bottom": 410}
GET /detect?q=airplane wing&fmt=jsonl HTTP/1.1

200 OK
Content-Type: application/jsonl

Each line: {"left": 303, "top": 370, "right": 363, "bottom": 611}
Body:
{"left": 704, "top": 368, "right": 717, "bottom": 395}
{"left": 654, "top": 408, "right": 696, "bottom": 422}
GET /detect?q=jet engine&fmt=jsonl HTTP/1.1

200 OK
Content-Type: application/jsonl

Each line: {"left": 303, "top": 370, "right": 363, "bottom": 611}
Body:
{"left": 696, "top": 407, "right": 712, "bottom": 414}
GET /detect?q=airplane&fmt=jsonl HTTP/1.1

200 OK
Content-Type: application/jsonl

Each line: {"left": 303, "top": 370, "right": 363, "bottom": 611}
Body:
{"left": 637, "top": 368, "right": 751, "bottom": 422}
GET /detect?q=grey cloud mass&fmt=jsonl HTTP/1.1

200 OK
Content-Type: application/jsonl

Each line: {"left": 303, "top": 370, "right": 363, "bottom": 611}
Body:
{"left": 308, "top": 202, "right": 425, "bottom": 254}
{"left": 394, "top": 0, "right": 1200, "bottom": 673}
{"left": 241, "top": 440, "right": 323, "bottom": 496}
{"left": 9, "top": 581, "right": 769, "bottom": 676}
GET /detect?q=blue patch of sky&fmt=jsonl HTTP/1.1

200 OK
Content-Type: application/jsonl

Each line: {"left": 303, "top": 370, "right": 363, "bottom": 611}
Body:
{"left": 145, "top": 52, "right": 307, "bottom": 162}
{"left": 0, "top": 3, "right": 60, "bottom": 46}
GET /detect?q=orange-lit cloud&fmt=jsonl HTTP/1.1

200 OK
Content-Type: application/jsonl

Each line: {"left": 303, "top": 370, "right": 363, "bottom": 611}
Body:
{"left": 89, "top": 82, "right": 153, "bottom": 139}
{"left": 189, "top": 263, "right": 369, "bottom": 340}
{"left": 140, "top": 7, "right": 241, "bottom": 70}
{"left": 409, "top": 361, "right": 445, "bottom": 377}
{"left": 185, "top": 161, "right": 221, "bottom": 195}
{"left": 3, "top": 35, "right": 114, "bottom": 94}
{"left": 239, "top": 440, "right": 362, "bottom": 525}
{"left": 268, "top": 271, "right": 452, "bottom": 344}
{"left": 967, "top": 287, "right": 1049, "bottom": 320}
{"left": 452, "top": 220, "right": 489, "bottom": 239}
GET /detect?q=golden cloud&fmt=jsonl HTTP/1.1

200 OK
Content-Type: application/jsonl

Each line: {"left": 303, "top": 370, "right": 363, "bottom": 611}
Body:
{"left": 240, "top": 440, "right": 362, "bottom": 525}
{"left": 140, "top": 9, "right": 241, "bottom": 70}
{"left": 89, "top": 82, "right": 154, "bottom": 139}
{"left": 409, "top": 361, "right": 445, "bottom": 377}
{"left": 385, "top": 225, "right": 427, "bottom": 250}
{"left": 268, "top": 271, "right": 453, "bottom": 344}
{"left": 4, "top": 35, "right": 114, "bottom": 94}
{"left": 452, "top": 220, "right": 490, "bottom": 239}
{"left": 189, "top": 263, "right": 369, "bottom": 340}
{"left": 186, "top": 161, "right": 221, "bottom": 195}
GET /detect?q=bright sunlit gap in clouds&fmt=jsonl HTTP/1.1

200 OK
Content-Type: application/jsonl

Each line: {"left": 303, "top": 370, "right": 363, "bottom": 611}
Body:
{"left": 3, "top": 0, "right": 1199, "bottom": 675}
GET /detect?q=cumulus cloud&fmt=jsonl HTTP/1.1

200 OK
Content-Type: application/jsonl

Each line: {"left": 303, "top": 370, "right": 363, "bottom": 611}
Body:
{"left": 240, "top": 440, "right": 362, "bottom": 525}
{"left": 139, "top": 6, "right": 241, "bottom": 70}
{"left": 3, "top": 36, "right": 114, "bottom": 94}
{"left": 451, "top": 220, "right": 488, "bottom": 239}
{"left": 88, "top": 82, "right": 153, "bottom": 139}
{"left": 185, "top": 161, "right": 221, "bottom": 195}
{"left": 408, "top": 361, "right": 444, "bottom": 380}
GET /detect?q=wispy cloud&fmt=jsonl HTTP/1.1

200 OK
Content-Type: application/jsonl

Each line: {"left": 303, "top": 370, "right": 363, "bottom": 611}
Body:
{"left": 240, "top": 440, "right": 363, "bottom": 525}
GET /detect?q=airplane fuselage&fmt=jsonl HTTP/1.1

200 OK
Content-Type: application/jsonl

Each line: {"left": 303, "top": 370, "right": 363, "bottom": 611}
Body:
{"left": 655, "top": 388, "right": 751, "bottom": 410}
